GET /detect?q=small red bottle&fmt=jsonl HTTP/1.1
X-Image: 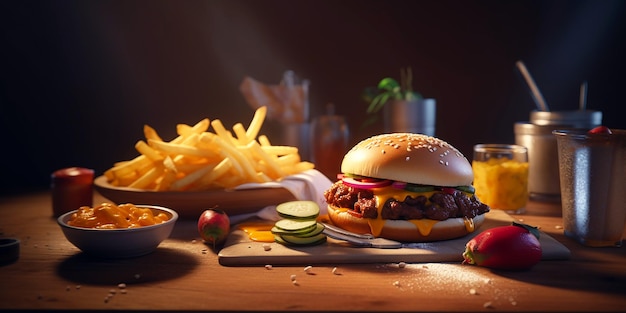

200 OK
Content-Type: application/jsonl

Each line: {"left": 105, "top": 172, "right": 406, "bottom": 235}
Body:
{"left": 51, "top": 167, "right": 94, "bottom": 217}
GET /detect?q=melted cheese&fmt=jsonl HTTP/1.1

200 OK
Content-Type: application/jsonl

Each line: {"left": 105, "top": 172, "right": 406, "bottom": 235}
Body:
{"left": 408, "top": 219, "right": 440, "bottom": 236}
{"left": 249, "top": 230, "right": 275, "bottom": 242}
{"left": 463, "top": 216, "right": 475, "bottom": 232}
{"left": 369, "top": 186, "right": 439, "bottom": 237}
{"left": 238, "top": 222, "right": 275, "bottom": 242}
{"left": 339, "top": 186, "right": 477, "bottom": 237}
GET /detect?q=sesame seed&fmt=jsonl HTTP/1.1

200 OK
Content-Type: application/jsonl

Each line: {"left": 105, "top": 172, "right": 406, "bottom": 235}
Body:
{"left": 265, "top": 264, "right": 273, "bottom": 270}
{"left": 405, "top": 156, "right": 410, "bottom": 161}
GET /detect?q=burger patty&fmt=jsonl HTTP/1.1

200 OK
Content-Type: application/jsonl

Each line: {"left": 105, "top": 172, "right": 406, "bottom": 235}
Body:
{"left": 324, "top": 181, "right": 490, "bottom": 221}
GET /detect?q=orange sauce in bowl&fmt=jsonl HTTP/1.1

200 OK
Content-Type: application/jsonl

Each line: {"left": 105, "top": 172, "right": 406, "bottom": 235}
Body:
{"left": 67, "top": 203, "right": 170, "bottom": 229}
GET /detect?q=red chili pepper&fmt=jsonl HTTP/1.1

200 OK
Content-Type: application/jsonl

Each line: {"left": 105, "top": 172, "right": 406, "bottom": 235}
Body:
{"left": 462, "top": 222, "right": 542, "bottom": 271}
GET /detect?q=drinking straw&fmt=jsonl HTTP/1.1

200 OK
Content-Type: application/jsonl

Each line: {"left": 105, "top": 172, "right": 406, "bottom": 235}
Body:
{"left": 516, "top": 60, "right": 550, "bottom": 111}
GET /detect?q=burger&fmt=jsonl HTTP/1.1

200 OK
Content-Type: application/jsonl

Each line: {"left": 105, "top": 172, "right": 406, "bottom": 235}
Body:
{"left": 323, "top": 133, "right": 490, "bottom": 242}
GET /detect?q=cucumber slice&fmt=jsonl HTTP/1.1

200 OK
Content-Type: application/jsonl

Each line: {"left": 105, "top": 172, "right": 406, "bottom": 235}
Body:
{"left": 279, "top": 233, "right": 327, "bottom": 246}
{"left": 271, "top": 224, "right": 317, "bottom": 235}
{"left": 404, "top": 184, "right": 436, "bottom": 192}
{"left": 290, "top": 223, "right": 325, "bottom": 238}
{"left": 276, "top": 201, "right": 320, "bottom": 220}
{"left": 273, "top": 234, "right": 289, "bottom": 245}
{"left": 273, "top": 219, "right": 317, "bottom": 233}
{"left": 456, "top": 185, "right": 476, "bottom": 194}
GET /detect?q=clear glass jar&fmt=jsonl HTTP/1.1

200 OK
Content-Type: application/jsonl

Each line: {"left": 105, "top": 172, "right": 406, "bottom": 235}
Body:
{"left": 310, "top": 107, "right": 349, "bottom": 180}
{"left": 472, "top": 144, "right": 529, "bottom": 214}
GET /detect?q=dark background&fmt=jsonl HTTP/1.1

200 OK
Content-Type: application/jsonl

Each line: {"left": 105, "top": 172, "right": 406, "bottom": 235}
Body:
{"left": 1, "top": 0, "right": 625, "bottom": 196}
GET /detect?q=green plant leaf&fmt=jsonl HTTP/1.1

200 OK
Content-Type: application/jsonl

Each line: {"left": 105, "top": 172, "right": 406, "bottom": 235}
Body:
{"left": 512, "top": 221, "right": 541, "bottom": 240}
{"left": 367, "top": 93, "right": 390, "bottom": 113}
{"left": 360, "top": 114, "right": 380, "bottom": 129}
{"left": 377, "top": 78, "right": 400, "bottom": 92}
{"left": 363, "top": 68, "right": 425, "bottom": 127}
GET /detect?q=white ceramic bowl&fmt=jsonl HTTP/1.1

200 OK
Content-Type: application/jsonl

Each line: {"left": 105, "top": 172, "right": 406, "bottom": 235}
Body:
{"left": 57, "top": 205, "right": 178, "bottom": 258}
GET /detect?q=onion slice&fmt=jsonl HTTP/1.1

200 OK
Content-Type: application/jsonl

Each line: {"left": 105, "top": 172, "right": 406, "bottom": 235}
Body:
{"left": 341, "top": 177, "right": 392, "bottom": 189}
{"left": 392, "top": 181, "right": 407, "bottom": 189}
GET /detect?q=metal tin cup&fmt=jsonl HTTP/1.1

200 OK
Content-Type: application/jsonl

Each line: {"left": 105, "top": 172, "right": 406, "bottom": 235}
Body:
{"left": 553, "top": 129, "right": 626, "bottom": 247}
{"left": 514, "top": 110, "right": 602, "bottom": 202}
{"left": 472, "top": 144, "right": 529, "bottom": 214}
{"left": 383, "top": 99, "right": 436, "bottom": 136}
{"left": 515, "top": 123, "right": 568, "bottom": 201}
{"left": 530, "top": 110, "right": 602, "bottom": 127}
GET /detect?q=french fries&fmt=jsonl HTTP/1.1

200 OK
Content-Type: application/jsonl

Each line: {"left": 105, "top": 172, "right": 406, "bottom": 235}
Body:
{"left": 103, "top": 106, "right": 314, "bottom": 191}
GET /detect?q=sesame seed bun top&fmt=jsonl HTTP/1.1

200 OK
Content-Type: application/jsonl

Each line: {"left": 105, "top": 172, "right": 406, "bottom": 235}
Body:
{"left": 340, "top": 133, "right": 474, "bottom": 186}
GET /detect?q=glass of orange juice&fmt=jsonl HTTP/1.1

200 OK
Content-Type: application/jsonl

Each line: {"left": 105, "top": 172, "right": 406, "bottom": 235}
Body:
{"left": 472, "top": 144, "right": 529, "bottom": 214}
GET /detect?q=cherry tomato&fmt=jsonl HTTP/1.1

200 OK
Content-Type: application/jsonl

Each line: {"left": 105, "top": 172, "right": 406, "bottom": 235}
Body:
{"left": 198, "top": 208, "right": 231, "bottom": 248}
{"left": 588, "top": 126, "right": 612, "bottom": 134}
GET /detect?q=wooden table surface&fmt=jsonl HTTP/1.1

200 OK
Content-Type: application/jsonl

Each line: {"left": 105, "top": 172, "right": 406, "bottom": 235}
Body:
{"left": 1, "top": 191, "right": 625, "bottom": 312}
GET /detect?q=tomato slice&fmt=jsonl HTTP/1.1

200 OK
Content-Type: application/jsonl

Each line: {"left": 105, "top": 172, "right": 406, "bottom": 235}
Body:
{"left": 391, "top": 181, "right": 407, "bottom": 189}
{"left": 441, "top": 187, "right": 456, "bottom": 194}
{"left": 341, "top": 176, "right": 392, "bottom": 189}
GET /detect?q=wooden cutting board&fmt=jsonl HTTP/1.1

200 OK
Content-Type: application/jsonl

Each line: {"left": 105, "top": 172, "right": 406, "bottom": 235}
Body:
{"left": 218, "top": 210, "right": 571, "bottom": 266}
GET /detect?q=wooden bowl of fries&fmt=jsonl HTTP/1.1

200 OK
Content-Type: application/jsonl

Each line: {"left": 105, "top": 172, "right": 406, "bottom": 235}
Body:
{"left": 94, "top": 106, "right": 313, "bottom": 218}
{"left": 57, "top": 205, "right": 178, "bottom": 258}
{"left": 94, "top": 176, "right": 297, "bottom": 218}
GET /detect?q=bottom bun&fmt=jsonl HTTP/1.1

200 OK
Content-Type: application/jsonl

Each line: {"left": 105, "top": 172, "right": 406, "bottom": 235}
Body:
{"left": 327, "top": 205, "right": 486, "bottom": 242}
